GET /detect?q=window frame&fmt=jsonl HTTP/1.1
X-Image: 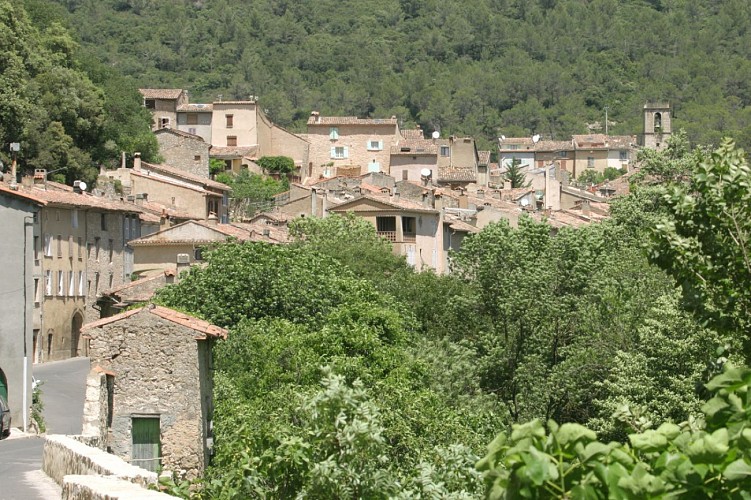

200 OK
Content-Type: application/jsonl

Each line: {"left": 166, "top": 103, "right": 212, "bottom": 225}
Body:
{"left": 329, "top": 127, "right": 339, "bottom": 140}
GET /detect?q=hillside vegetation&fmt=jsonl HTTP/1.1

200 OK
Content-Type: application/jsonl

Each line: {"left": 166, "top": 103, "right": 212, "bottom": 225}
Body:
{"left": 39, "top": 0, "right": 751, "bottom": 152}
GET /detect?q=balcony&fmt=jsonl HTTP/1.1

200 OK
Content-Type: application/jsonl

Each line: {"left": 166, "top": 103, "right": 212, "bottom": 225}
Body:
{"left": 377, "top": 231, "right": 397, "bottom": 243}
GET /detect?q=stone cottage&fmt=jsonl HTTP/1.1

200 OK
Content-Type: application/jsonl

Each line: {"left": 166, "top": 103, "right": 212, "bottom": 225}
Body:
{"left": 80, "top": 305, "right": 227, "bottom": 478}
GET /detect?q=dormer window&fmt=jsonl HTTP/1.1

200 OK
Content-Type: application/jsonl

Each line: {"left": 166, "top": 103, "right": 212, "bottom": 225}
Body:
{"left": 329, "top": 127, "right": 339, "bottom": 140}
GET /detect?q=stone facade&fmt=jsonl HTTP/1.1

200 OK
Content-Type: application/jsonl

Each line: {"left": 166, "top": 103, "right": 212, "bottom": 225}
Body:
{"left": 82, "top": 306, "right": 226, "bottom": 479}
{"left": 155, "top": 129, "right": 210, "bottom": 179}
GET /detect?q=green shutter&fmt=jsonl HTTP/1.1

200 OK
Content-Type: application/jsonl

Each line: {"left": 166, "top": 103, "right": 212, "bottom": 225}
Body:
{"left": 132, "top": 417, "right": 161, "bottom": 472}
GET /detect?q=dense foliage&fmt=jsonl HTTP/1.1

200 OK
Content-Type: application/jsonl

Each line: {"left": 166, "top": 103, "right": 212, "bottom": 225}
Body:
{"left": 3, "top": 1, "right": 157, "bottom": 184}
{"left": 215, "top": 169, "right": 289, "bottom": 219}
{"left": 38, "top": 0, "right": 751, "bottom": 152}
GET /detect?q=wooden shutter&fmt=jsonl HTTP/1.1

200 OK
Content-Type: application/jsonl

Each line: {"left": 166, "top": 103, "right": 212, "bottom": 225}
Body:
{"left": 132, "top": 417, "right": 161, "bottom": 472}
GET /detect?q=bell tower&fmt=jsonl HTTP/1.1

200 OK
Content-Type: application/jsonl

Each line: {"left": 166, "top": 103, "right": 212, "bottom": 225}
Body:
{"left": 641, "top": 102, "right": 671, "bottom": 150}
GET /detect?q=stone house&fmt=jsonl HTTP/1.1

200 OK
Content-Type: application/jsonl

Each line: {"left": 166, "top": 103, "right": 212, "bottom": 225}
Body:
{"left": 305, "top": 112, "right": 401, "bottom": 181}
{"left": 154, "top": 128, "right": 210, "bottom": 179}
{"left": 81, "top": 305, "right": 227, "bottom": 478}
{"left": 0, "top": 183, "right": 44, "bottom": 430}
{"left": 328, "top": 194, "right": 446, "bottom": 273}
{"left": 140, "top": 89, "right": 188, "bottom": 131}
{"left": 571, "top": 134, "right": 636, "bottom": 178}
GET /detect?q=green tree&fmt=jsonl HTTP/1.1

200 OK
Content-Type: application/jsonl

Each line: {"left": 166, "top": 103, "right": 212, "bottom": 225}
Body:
{"left": 216, "top": 170, "right": 288, "bottom": 219}
{"left": 503, "top": 158, "right": 530, "bottom": 188}
{"left": 257, "top": 155, "right": 295, "bottom": 175}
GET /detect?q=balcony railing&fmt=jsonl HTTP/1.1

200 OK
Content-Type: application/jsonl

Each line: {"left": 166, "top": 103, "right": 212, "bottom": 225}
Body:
{"left": 403, "top": 233, "right": 416, "bottom": 243}
{"left": 377, "top": 231, "right": 397, "bottom": 242}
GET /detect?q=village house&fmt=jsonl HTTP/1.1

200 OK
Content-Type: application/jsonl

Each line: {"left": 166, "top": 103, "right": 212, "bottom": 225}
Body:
{"left": 328, "top": 193, "right": 446, "bottom": 273}
{"left": 102, "top": 154, "right": 231, "bottom": 223}
{"left": 570, "top": 134, "right": 636, "bottom": 178}
{"left": 96, "top": 269, "right": 176, "bottom": 319}
{"left": 81, "top": 305, "right": 227, "bottom": 478}
{"left": 153, "top": 128, "right": 210, "bottom": 179}
{"left": 0, "top": 175, "right": 143, "bottom": 363}
{"left": 139, "top": 89, "right": 309, "bottom": 177}
{"left": 304, "top": 112, "right": 401, "bottom": 181}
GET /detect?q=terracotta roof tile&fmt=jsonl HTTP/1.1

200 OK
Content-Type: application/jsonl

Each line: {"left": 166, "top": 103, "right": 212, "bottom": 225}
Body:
{"left": 437, "top": 167, "right": 477, "bottom": 182}
{"left": 401, "top": 129, "right": 425, "bottom": 140}
{"left": 139, "top": 89, "right": 184, "bottom": 100}
{"left": 477, "top": 151, "right": 491, "bottom": 165}
{"left": 209, "top": 146, "right": 257, "bottom": 158}
{"left": 176, "top": 103, "right": 213, "bottom": 112}
{"left": 154, "top": 128, "right": 206, "bottom": 142}
{"left": 307, "top": 115, "right": 398, "bottom": 126}
{"left": 82, "top": 304, "right": 227, "bottom": 339}
{"left": 141, "top": 162, "right": 229, "bottom": 191}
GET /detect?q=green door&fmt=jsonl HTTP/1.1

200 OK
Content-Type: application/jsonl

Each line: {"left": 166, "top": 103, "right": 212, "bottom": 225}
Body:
{"left": 132, "top": 417, "right": 161, "bottom": 472}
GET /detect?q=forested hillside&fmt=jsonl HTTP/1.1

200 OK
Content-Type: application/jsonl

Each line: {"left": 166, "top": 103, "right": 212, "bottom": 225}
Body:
{"left": 40, "top": 0, "right": 751, "bottom": 151}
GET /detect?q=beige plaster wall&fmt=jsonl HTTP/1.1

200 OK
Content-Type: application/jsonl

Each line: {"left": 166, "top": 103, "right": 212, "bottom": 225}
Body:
{"left": 211, "top": 103, "right": 258, "bottom": 147}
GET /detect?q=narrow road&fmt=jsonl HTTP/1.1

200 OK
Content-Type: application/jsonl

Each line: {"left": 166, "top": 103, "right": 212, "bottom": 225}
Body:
{"left": 0, "top": 357, "right": 90, "bottom": 499}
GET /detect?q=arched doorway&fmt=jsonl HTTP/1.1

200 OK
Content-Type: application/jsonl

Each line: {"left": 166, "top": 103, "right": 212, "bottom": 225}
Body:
{"left": 71, "top": 312, "right": 83, "bottom": 358}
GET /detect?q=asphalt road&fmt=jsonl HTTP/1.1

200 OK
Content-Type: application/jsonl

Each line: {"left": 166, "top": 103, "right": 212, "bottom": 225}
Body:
{"left": 0, "top": 357, "right": 90, "bottom": 499}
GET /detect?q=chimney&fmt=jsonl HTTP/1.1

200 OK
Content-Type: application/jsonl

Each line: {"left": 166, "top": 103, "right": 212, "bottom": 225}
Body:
{"left": 311, "top": 188, "right": 317, "bottom": 217}
{"left": 207, "top": 212, "right": 218, "bottom": 226}
{"left": 434, "top": 193, "right": 444, "bottom": 211}
{"left": 393, "top": 189, "right": 400, "bottom": 202}
{"left": 164, "top": 268, "right": 176, "bottom": 284}
{"left": 582, "top": 200, "right": 591, "bottom": 217}
{"left": 458, "top": 192, "right": 468, "bottom": 209}
{"left": 477, "top": 189, "right": 485, "bottom": 199}
{"left": 176, "top": 253, "right": 190, "bottom": 277}
{"left": 160, "top": 209, "right": 171, "bottom": 231}
{"left": 121, "top": 152, "right": 126, "bottom": 169}
{"left": 33, "top": 169, "right": 46, "bottom": 186}
{"left": 135, "top": 193, "right": 147, "bottom": 206}
{"left": 73, "top": 180, "right": 83, "bottom": 194}
{"left": 133, "top": 152, "right": 142, "bottom": 171}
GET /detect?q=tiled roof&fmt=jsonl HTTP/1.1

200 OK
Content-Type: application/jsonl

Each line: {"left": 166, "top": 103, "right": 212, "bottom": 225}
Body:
{"left": 307, "top": 115, "right": 398, "bottom": 126}
{"left": 437, "top": 167, "right": 477, "bottom": 182}
{"left": 445, "top": 218, "right": 480, "bottom": 233}
{"left": 390, "top": 139, "right": 438, "bottom": 155}
{"left": 128, "top": 220, "right": 252, "bottom": 246}
{"left": 477, "top": 151, "right": 491, "bottom": 165}
{"left": 329, "top": 194, "right": 438, "bottom": 214}
{"left": 0, "top": 183, "right": 48, "bottom": 206}
{"left": 212, "top": 100, "right": 256, "bottom": 105}
{"left": 82, "top": 304, "right": 227, "bottom": 339}
{"left": 14, "top": 182, "right": 139, "bottom": 212}
{"left": 209, "top": 146, "right": 257, "bottom": 158}
{"left": 534, "top": 140, "right": 572, "bottom": 152}
{"left": 499, "top": 137, "right": 534, "bottom": 146}
{"left": 176, "top": 103, "right": 213, "bottom": 112}
{"left": 139, "top": 89, "right": 184, "bottom": 100}
{"left": 141, "top": 162, "right": 230, "bottom": 191}
{"left": 401, "top": 129, "right": 425, "bottom": 140}
{"left": 136, "top": 200, "right": 195, "bottom": 221}
{"left": 233, "top": 222, "right": 290, "bottom": 243}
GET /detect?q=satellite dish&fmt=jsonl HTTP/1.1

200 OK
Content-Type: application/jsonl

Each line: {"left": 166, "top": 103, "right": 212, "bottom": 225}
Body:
{"left": 78, "top": 181, "right": 88, "bottom": 191}
{"left": 500, "top": 135, "right": 506, "bottom": 141}
{"left": 520, "top": 198, "right": 530, "bottom": 207}
{"left": 431, "top": 131, "right": 440, "bottom": 139}
{"left": 420, "top": 168, "right": 432, "bottom": 178}
{"left": 532, "top": 134, "right": 541, "bottom": 144}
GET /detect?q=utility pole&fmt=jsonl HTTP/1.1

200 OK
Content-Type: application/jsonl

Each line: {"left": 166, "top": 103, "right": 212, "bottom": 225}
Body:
{"left": 604, "top": 106, "right": 609, "bottom": 136}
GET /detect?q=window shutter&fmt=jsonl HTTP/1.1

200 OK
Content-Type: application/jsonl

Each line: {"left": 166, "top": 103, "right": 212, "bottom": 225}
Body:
{"left": 331, "top": 147, "right": 336, "bottom": 158}
{"left": 378, "top": 140, "right": 384, "bottom": 150}
{"left": 343, "top": 147, "right": 349, "bottom": 159}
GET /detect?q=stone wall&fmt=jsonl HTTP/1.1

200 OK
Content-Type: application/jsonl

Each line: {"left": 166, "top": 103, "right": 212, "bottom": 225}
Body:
{"left": 155, "top": 131, "right": 210, "bottom": 179}
{"left": 43, "top": 434, "right": 157, "bottom": 487}
{"left": 81, "top": 369, "right": 109, "bottom": 448}
{"left": 63, "top": 475, "right": 175, "bottom": 500}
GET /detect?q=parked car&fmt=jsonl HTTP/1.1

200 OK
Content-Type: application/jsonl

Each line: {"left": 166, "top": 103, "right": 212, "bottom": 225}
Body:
{"left": 0, "top": 395, "right": 10, "bottom": 438}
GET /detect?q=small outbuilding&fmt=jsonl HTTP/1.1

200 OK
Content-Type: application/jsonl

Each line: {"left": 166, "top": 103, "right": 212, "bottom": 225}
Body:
{"left": 81, "top": 305, "right": 226, "bottom": 478}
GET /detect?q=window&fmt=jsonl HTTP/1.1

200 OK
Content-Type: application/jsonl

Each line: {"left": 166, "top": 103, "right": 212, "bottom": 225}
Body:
{"left": 56, "top": 235, "right": 62, "bottom": 258}
{"left": 619, "top": 150, "right": 629, "bottom": 161}
{"left": 72, "top": 209, "right": 78, "bottom": 228}
{"left": 331, "top": 146, "right": 348, "bottom": 159}
{"left": 34, "top": 279, "right": 40, "bottom": 304}
{"left": 57, "top": 271, "right": 64, "bottom": 296}
{"left": 68, "top": 236, "right": 73, "bottom": 259}
{"left": 44, "top": 234, "right": 52, "bottom": 257}
{"left": 109, "top": 239, "right": 114, "bottom": 263}
{"left": 558, "top": 151, "right": 568, "bottom": 158}
{"left": 78, "top": 271, "right": 84, "bottom": 297}
{"left": 78, "top": 237, "right": 83, "bottom": 260}
{"left": 367, "top": 140, "right": 383, "bottom": 151}
{"left": 194, "top": 248, "right": 204, "bottom": 261}
{"left": 159, "top": 117, "right": 170, "bottom": 128}
{"left": 329, "top": 127, "right": 339, "bottom": 140}
{"left": 440, "top": 146, "right": 450, "bottom": 157}
{"left": 227, "top": 136, "right": 237, "bottom": 147}
{"left": 68, "top": 271, "right": 74, "bottom": 297}
{"left": 187, "top": 113, "right": 198, "bottom": 125}
{"left": 34, "top": 236, "right": 40, "bottom": 263}
{"left": 376, "top": 216, "right": 397, "bottom": 242}
{"left": 587, "top": 157, "right": 595, "bottom": 168}
{"left": 402, "top": 216, "right": 416, "bottom": 242}
{"left": 194, "top": 155, "right": 201, "bottom": 162}
{"left": 45, "top": 271, "right": 52, "bottom": 296}
{"left": 144, "top": 99, "right": 155, "bottom": 109}
{"left": 101, "top": 213, "right": 107, "bottom": 231}
{"left": 225, "top": 114, "right": 234, "bottom": 128}
{"left": 95, "top": 237, "right": 101, "bottom": 261}
{"left": 188, "top": 127, "right": 197, "bottom": 135}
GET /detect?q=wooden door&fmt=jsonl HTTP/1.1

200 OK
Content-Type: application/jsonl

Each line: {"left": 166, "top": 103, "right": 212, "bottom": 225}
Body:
{"left": 132, "top": 417, "right": 161, "bottom": 472}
